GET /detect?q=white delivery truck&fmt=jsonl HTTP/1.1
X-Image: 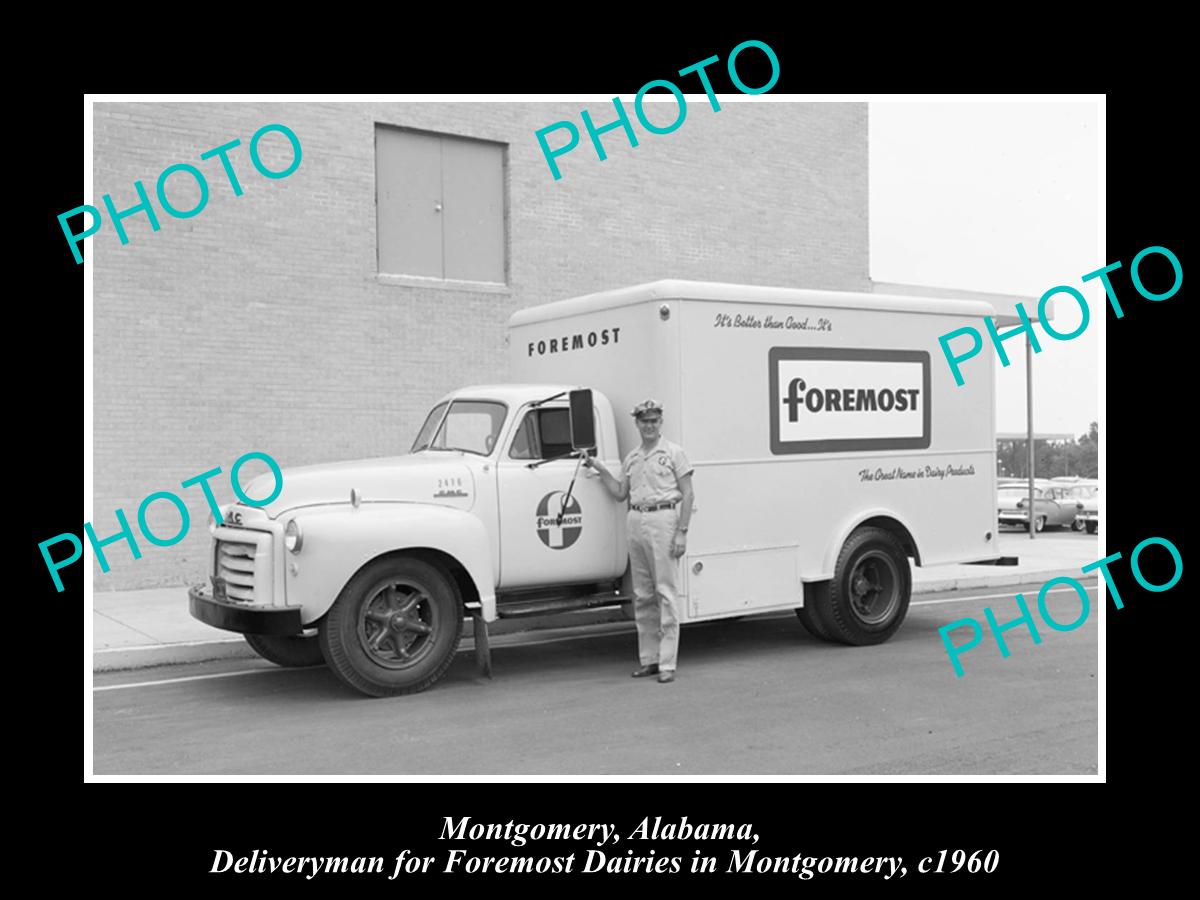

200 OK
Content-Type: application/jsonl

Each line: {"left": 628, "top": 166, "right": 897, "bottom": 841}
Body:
{"left": 190, "top": 280, "right": 1002, "bottom": 697}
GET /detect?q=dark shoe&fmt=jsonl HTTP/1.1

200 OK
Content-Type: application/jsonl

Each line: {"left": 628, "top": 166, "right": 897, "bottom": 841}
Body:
{"left": 631, "top": 664, "right": 659, "bottom": 678}
{"left": 657, "top": 670, "right": 676, "bottom": 684}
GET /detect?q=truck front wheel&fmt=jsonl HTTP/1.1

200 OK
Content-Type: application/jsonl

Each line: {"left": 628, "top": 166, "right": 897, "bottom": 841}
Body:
{"left": 319, "top": 556, "right": 463, "bottom": 697}
{"left": 812, "top": 526, "right": 911, "bottom": 645}
{"left": 245, "top": 633, "right": 324, "bottom": 667}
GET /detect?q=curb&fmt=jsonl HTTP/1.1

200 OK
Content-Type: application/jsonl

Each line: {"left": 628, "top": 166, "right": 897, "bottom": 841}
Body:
{"left": 910, "top": 566, "right": 1087, "bottom": 597}
{"left": 94, "top": 638, "right": 255, "bottom": 673}
{"left": 93, "top": 566, "right": 1087, "bottom": 674}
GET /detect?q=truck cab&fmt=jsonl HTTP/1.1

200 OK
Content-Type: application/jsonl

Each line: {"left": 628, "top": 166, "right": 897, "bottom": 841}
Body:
{"left": 189, "top": 385, "right": 628, "bottom": 697}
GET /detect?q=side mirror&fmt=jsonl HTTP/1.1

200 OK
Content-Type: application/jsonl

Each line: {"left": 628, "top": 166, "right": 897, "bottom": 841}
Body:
{"left": 569, "top": 389, "right": 596, "bottom": 451}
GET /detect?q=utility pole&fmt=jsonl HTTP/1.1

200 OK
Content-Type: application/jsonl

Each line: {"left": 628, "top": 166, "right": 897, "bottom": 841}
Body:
{"left": 1026, "top": 334, "right": 1035, "bottom": 540}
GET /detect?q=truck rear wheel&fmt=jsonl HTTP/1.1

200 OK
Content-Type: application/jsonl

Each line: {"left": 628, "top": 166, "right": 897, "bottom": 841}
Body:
{"left": 812, "top": 526, "right": 911, "bottom": 645}
{"left": 245, "top": 633, "right": 324, "bottom": 668}
{"left": 319, "top": 556, "right": 463, "bottom": 697}
{"left": 795, "top": 584, "right": 832, "bottom": 641}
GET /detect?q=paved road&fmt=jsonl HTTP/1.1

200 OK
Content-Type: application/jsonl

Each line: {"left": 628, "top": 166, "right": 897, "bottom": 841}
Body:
{"left": 92, "top": 579, "right": 1099, "bottom": 776}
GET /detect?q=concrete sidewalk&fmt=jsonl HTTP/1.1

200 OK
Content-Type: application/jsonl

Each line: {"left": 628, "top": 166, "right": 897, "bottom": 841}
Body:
{"left": 92, "top": 532, "right": 1101, "bottom": 672}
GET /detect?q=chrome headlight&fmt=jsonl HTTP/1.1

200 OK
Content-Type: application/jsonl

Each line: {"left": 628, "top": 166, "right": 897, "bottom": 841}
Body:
{"left": 285, "top": 519, "right": 303, "bottom": 554}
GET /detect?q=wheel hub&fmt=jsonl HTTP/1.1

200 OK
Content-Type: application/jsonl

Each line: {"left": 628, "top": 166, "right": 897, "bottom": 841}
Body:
{"left": 358, "top": 582, "right": 438, "bottom": 669}
{"left": 847, "top": 552, "right": 900, "bottom": 626}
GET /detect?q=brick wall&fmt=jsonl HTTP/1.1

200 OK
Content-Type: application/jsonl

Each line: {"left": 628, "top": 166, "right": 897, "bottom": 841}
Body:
{"left": 92, "top": 100, "right": 868, "bottom": 588}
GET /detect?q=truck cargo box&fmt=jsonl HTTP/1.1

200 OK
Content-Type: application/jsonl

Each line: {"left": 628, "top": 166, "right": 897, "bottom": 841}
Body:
{"left": 509, "top": 280, "right": 998, "bottom": 620}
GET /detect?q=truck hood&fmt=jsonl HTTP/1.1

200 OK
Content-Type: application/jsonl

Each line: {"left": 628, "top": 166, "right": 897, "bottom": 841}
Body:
{"left": 244, "top": 452, "right": 478, "bottom": 518}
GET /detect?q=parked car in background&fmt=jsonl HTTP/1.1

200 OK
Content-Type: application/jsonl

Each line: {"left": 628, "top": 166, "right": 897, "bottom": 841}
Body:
{"left": 997, "top": 483, "right": 1081, "bottom": 532}
{"left": 1064, "top": 481, "right": 1099, "bottom": 534}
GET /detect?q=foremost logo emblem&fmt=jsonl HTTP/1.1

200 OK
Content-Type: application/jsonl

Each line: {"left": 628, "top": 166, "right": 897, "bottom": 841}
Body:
{"left": 536, "top": 492, "right": 583, "bottom": 549}
{"left": 769, "top": 348, "right": 931, "bottom": 454}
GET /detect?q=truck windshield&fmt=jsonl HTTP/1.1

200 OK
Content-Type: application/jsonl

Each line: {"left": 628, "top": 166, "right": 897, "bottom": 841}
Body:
{"left": 411, "top": 400, "right": 507, "bottom": 456}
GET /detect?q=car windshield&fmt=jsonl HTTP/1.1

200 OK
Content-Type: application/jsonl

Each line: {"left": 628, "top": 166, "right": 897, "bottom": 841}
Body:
{"left": 411, "top": 400, "right": 506, "bottom": 456}
{"left": 1068, "top": 485, "right": 1098, "bottom": 499}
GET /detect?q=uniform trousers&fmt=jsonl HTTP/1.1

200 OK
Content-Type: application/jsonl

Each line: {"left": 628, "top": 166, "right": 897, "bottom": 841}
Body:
{"left": 627, "top": 506, "right": 682, "bottom": 671}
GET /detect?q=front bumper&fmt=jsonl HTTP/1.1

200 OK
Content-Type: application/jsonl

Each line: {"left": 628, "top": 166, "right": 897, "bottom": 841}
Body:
{"left": 998, "top": 511, "right": 1030, "bottom": 525}
{"left": 188, "top": 584, "right": 304, "bottom": 635}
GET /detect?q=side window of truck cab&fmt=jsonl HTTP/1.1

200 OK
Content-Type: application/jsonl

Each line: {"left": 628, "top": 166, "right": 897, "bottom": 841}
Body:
{"left": 509, "top": 407, "right": 574, "bottom": 460}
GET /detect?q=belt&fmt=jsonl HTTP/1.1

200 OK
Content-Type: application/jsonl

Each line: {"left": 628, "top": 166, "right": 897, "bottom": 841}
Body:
{"left": 631, "top": 501, "right": 678, "bottom": 512}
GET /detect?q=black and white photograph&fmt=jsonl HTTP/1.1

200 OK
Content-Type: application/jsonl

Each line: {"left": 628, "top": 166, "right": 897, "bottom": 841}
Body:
{"left": 74, "top": 88, "right": 1121, "bottom": 781}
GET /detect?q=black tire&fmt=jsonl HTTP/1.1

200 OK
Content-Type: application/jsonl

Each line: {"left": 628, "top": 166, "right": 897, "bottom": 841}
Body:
{"left": 244, "top": 633, "right": 325, "bottom": 668}
{"left": 319, "top": 556, "right": 463, "bottom": 697}
{"left": 1086, "top": 521, "right": 1097, "bottom": 535}
{"left": 1034, "top": 516, "right": 1046, "bottom": 533}
{"left": 809, "top": 527, "right": 911, "bottom": 646}
{"left": 1071, "top": 518, "right": 1086, "bottom": 532}
{"left": 795, "top": 583, "right": 833, "bottom": 641}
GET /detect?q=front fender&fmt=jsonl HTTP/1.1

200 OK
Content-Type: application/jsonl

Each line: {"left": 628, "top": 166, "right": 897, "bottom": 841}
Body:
{"left": 283, "top": 503, "right": 496, "bottom": 624}
{"left": 816, "top": 507, "right": 921, "bottom": 581}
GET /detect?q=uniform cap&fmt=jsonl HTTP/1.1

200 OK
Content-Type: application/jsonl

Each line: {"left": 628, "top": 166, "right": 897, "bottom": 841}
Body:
{"left": 631, "top": 398, "right": 664, "bottom": 418}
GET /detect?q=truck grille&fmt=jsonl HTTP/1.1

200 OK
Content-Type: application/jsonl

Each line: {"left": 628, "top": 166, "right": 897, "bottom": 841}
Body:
{"left": 216, "top": 540, "right": 258, "bottom": 602}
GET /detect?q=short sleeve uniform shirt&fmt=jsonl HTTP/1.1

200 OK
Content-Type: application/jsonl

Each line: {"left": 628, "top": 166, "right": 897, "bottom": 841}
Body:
{"left": 622, "top": 438, "right": 693, "bottom": 505}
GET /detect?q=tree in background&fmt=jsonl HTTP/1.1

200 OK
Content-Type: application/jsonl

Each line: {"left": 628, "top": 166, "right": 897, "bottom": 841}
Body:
{"left": 996, "top": 422, "right": 1097, "bottom": 479}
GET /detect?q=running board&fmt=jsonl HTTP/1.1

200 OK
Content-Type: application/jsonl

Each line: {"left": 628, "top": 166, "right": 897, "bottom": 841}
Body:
{"left": 472, "top": 592, "right": 630, "bottom": 678}
{"left": 964, "top": 556, "right": 1019, "bottom": 566}
{"left": 496, "top": 592, "right": 632, "bottom": 619}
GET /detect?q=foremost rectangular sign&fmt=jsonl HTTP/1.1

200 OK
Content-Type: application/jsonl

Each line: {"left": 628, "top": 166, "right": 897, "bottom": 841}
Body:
{"left": 769, "top": 348, "right": 931, "bottom": 454}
